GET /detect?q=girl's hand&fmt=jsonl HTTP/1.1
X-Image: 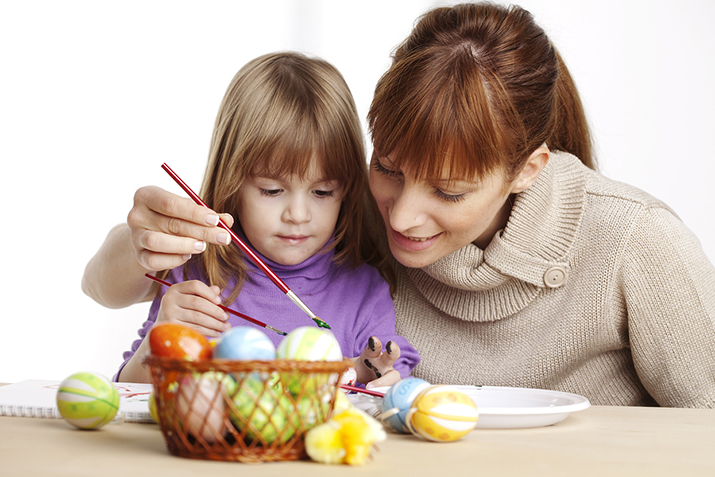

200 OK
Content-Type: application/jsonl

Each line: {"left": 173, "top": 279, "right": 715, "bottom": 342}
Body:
{"left": 354, "top": 336, "right": 402, "bottom": 389}
{"left": 156, "top": 280, "right": 230, "bottom": 338}
{"left": 128, "top": 185, "right": 234, "bottom": 272}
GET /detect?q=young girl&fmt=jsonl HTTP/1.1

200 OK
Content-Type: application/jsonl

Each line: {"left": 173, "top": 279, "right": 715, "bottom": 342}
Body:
{"left": 90, "top": 52, "right": 420, "bottom": 385}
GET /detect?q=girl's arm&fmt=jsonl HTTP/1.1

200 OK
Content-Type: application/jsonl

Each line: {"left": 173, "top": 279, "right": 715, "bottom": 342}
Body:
{"left": 82, "top": 185, "right": 232, "bottom": 308}
{"left": 117, "top": 280, "right": 229, "bottom": 383}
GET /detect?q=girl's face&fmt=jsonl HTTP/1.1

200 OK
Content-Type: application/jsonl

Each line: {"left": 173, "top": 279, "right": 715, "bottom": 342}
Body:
{"left": 369, "top": 154, "right": 515, "bottom": 269}
{"left": 236, "top": 161, "right": 343, "bottom": 266}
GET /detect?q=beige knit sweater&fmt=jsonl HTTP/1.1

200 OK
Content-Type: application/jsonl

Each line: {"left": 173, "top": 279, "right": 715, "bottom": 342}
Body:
{"left": 393, "top": 151, "right": 715, "bottom": 407}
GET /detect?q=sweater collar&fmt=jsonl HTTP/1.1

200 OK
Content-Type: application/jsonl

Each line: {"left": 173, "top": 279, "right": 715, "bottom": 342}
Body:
{"left": 404, "top": 151, "right": 587, "bottom": 321}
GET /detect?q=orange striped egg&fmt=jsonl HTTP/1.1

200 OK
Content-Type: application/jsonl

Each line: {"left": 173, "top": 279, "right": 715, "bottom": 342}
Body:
{"left": 406, "top": 385, "right": 478, "bottom": 442}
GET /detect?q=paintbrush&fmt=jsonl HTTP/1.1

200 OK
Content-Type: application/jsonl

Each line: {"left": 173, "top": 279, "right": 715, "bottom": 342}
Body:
{"left": 161, "top": 163, "right": 330, "bottom": 330}
{"left": 145, "top": 273, "right": 287, "bottom": 336}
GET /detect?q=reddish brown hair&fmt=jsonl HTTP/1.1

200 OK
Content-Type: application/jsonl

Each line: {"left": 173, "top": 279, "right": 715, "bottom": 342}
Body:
{"left": 368, "top": 2, "right": 595, "bottom": 184}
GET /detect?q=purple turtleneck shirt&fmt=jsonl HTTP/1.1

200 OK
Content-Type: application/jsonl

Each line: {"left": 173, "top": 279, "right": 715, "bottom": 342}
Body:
{"left": 116, "top": 238, "right": 420, "bottom": 381}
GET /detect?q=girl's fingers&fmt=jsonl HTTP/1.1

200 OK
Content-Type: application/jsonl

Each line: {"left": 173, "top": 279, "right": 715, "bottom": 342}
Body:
{"left": 366, "top": 369, "right": 401, "bottom": 389}
{"left": 158, "top": 282, "right": 230, "bottom": 336}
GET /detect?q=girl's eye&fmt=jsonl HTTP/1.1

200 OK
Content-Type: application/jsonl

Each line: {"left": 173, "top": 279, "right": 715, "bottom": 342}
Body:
{"left": 434, "top": 188, "right": 466, "bottom": 203}
{"left": 313, "top": 189, "right": 336, "bottom": 198}
{"left": 372, "top": 158, "right": 401, "bottom": 178}
{"left": 260, "top": 188, "right": 282, "bottom": 197}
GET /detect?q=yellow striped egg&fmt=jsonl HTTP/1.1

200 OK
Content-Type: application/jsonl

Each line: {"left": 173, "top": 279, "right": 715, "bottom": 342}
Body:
{"left": 56, "top": 372, "right": 119, "bottom": 430}
{"left": 406, "top": 385, "right": 478, "bottom": 442}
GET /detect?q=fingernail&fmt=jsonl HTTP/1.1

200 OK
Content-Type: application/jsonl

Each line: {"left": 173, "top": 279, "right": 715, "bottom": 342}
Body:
{"left": 217, "top": 232, "right": 230, "bottom": 245}
{"left": 224, "top": 322, "right": 231, "bottom": 331}
{"left": 194, "top": 241, "right": 206, "bottom": 252}
{"left": 368, "top": 337, "right": 376, "bottom": 352}
{"left": 205, "top": 214, "right": 219, "bottom": 226}
{"left": 222, "top": 312, "right": 229, "bottom": 321}
{"left": 366, "top": 383, "right": 374, "bottom": 390}
{"left": 386, "top": 341, "right": 393, "bottom": 353}
{"left": 182, "top": 254, "right": 192, "bottom": 261}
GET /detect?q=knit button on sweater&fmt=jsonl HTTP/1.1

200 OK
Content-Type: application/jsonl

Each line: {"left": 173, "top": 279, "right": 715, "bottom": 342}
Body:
{"left": 393, "top": 151, "right": 715, "bottom": 408}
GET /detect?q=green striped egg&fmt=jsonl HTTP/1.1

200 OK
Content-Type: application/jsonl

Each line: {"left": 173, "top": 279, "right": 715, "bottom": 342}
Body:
{"left": 56, "top": 372, "right": 119, "bottom": 429}
{"left": 277, "top": 327, "right": 342, "bottom": 396}
{"left": 277, "top": 326, "right": 342, "bottom": 361}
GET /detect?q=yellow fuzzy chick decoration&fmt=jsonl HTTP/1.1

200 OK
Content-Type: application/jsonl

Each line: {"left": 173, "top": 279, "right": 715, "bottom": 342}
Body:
{"left": 305, "top": 402, "right": 386, "bottom": 466}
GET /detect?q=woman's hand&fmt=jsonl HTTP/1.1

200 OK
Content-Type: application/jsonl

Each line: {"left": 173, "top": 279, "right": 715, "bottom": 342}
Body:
{"left": 354, "top": 336, "right": 402, "bottom": 388}
{"left": 128, "top": 185, "right": 234, "bottom": 272}
{"left": 156, "top": 280, "right": 230, "bottom": 338}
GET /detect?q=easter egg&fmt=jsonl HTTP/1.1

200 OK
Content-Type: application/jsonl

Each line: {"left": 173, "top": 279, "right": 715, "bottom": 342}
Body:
{"left": 277, "top": 327, "right": 342, "bottom": 396}
{"left": 339, "top": 366, "right": 357, "bottom": 387}
{"left": 213, "top": 326, "right": 276, "bottom": 361}
{"left": 381, "top": 377, "right": 431, "bottom": 433}
{"left": 149, "top": 322, "right": 211, "bottom": 360}
{"left": 406, "top": 385, "right": 479, "bottom": 442}
{"left": 229, "top": 376, "right": 297, "bottom": 444}
{"left": 277, "top": 326, "right": 342, "bottom": 361}
{"left": 148, "top": 391, "right": 159, "bottom": 424}
{"left": 56, "top": 372, "right": 119, "bottom": 430}
{"left": 174, "top": 372, "right": 230, "bottom": 443}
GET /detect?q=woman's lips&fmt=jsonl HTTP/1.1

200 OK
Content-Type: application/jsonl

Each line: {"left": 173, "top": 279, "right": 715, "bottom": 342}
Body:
{"left": 390, "top": 228, "right": 440, "bottom": 251}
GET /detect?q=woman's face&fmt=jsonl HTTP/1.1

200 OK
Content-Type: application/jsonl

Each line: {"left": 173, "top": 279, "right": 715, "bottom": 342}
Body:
{"left": 369, "top": 154, "right": 514, "bottom": 268}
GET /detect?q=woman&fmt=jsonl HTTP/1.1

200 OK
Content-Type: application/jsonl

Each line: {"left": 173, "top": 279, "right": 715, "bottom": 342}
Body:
{"left": 84, "top": 3, "right": 715, "bottom": 407}
{"left": 365, "top": 3, "right": 714, "bottom": 407}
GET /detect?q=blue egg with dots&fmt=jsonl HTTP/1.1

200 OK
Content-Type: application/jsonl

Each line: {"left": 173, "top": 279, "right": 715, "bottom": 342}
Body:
{"left": 381, "top": 377, "right": 431, "bottom": 433}
{"left": 214, "top": 326, "right": 276, "bottom": 361}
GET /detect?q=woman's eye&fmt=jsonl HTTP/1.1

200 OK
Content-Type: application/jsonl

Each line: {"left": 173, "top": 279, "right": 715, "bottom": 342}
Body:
{"left": 372, "top": 158, "right": 401, "bottom": 178}
{"left": 434, "top": 188, "right": 466, "bottom": 203}
{"left": 260, "top": 188, "right": 282, "bottom": 197}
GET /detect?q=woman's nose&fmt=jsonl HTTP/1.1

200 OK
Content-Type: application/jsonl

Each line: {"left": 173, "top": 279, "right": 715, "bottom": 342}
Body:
{"left": 387, "top": 183, "right": 426, "bottom": 232}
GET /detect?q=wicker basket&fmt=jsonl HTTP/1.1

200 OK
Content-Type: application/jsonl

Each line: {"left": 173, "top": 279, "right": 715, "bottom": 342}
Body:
{"left": 144, "top": 355, "right": 352, "bottom": 462}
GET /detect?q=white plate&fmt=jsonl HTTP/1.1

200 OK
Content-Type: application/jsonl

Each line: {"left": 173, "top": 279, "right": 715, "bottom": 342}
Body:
{"left": 347, "top": 385, "right": 591, "bottom": 429}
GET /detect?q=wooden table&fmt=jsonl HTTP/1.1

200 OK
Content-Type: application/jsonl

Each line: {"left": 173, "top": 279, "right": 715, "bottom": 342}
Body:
{"left": 2, "top": 405, "right": 714, "bottom": 476}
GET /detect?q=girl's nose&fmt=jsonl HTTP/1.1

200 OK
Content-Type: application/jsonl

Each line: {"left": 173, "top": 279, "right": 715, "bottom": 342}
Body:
{"left": 282, "top": 196, "right": 311, "bottom": 224}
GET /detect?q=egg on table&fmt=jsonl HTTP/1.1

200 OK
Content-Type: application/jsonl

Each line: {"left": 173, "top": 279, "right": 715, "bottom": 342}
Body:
{"left": 56, "top": 372, "right": 119, "bottom": 430}
{"left": 405, "top": 385, "right": 479, "bottom": 442}
{"left": 380, "top": 377, "right": 432, "bottom": 433}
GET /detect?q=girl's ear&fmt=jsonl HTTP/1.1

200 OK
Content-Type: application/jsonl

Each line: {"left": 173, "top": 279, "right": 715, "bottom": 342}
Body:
{"left": 510, "top": 145, "right": 550, "bottom": 194}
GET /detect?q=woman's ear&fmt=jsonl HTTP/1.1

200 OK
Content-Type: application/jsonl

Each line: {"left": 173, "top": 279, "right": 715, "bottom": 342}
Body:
{"left": 510, "top": 145, "right": 550, "bottom": 194}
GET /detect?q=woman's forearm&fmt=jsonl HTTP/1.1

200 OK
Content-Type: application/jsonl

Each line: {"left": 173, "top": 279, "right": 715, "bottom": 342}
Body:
{"left": 82, "top": 224, "right": 156, "bottom": 308}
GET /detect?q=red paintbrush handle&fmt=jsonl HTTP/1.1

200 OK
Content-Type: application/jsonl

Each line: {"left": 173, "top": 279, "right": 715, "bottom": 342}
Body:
{"left": 144, "top": 274, "right": 287, "bottom": 336}
{"left": 340, "top": 384, "right": 385, "bottom": 397}
{"left": 160, "top": 163, "right": 290, "bottom": 294}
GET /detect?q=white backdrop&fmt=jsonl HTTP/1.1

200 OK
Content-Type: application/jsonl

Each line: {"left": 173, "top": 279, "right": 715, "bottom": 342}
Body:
{"left": 2, "top": 0, "right": 714, "bottom": 383}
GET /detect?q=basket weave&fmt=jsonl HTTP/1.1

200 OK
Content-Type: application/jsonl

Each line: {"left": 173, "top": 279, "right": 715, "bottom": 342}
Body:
{"left": 144, "top": 355, "right": 352, "bottom": 462}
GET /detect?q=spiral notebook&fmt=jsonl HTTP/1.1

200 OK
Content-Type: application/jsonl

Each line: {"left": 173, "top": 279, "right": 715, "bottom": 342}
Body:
{"left": 0, "top": 379, "right": 154, "bottom": 423}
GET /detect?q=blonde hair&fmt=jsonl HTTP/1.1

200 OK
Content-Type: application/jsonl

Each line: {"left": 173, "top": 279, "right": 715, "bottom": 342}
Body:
{"left": 184, "top": 52, "right": 387, "bottom": 303}
{"left": 369, "top": 3, "right": 595, "bottom": 184}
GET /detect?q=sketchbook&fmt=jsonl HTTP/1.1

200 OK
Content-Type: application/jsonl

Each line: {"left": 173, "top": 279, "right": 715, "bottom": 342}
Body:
{"left": 0, "top": 379, "right": 154, "bottom": 423}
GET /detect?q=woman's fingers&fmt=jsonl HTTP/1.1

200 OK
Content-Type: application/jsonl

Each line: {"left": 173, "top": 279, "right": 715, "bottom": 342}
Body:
{"left": 127, "top": 186, "right": 234, "bottom": 271}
